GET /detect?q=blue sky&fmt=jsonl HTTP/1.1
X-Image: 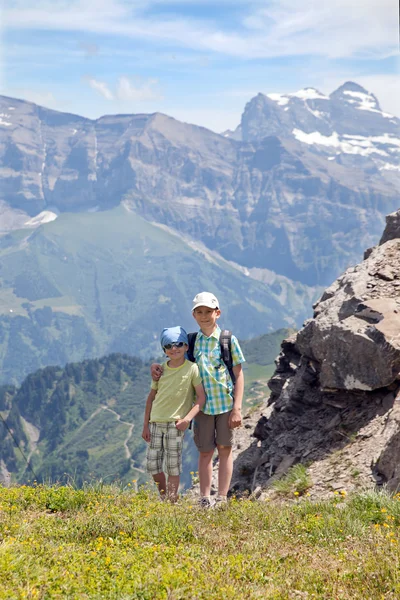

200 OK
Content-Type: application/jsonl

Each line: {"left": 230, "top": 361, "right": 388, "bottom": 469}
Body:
{"left": 1, "top": 0, "right": 399, "bottom": 132}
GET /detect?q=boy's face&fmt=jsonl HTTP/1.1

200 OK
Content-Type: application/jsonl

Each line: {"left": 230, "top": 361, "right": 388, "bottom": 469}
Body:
{"left": 164, "top": 343, "right": 188, "bottom": 360}
{"left": 192, "top": 306, "right": 220, "bottom": 330}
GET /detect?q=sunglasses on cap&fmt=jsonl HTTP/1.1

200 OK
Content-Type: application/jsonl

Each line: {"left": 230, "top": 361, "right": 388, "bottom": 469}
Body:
{"left": 163, "top": 342, "right": 185, "bottom": 350}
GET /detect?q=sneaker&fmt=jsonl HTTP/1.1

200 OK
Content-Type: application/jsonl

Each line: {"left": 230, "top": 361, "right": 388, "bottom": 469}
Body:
{"left": 198, "top": 496, "right": 215, "bottom": 509}
{"left": 213, "top": 496, "right": 228, "bottom": 508}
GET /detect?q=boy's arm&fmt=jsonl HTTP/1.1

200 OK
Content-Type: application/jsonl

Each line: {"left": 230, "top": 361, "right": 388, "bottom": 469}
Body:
{"left": 229, "top": 363, "right": 244, "bottom": 429}
{"left": 175, "top": 383, "right": 206, "bottom": 431}
{"left": 142, "top": 388, "right": 157, "bottom": 442}
{"left": 150, "top": 363, "right": 163, "bottom": 381}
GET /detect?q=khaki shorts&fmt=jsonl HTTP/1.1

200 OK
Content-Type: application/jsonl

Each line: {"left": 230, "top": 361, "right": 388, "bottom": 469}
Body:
{"left": 146, "top": 422, "right": 185, "bottom": 476}
{"left": 193, "top": 411, "right": 233, "bottom": 453}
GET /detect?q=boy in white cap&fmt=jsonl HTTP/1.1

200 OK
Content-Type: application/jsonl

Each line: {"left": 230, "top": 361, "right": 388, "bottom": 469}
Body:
{"left": 152, "top": 293, "right": 245, "bottom": 507}
{"left": 142, "top": 326, "right": 205, "bottom": 502}
{"left": 190, "top": 292, "right": 245, "bottom": 507}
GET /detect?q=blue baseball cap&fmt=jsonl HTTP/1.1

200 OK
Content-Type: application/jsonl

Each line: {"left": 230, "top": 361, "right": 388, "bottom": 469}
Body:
{"left": 160, "top": 326, "right": 188, "bottom": 349}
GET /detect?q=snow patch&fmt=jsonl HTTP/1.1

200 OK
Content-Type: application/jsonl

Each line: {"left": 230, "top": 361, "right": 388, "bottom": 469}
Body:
{"left": 8, "top": 107, "right": 15, "bottom": 110}
{"left": 291, "top": 88, "right": 329, "bottom": 101}
{"left": 359, "top": 107, "right": 394, "bottom": 118}
{"left": 267, "top": 93, "right": 289, "bottom": 106}
{"left": 292, "top": 128, "right": 400, "bottom": 158}
{"left": 0, "top": 113, "right": 12, "bottom": 127}
{"left": 267, "top": 88, "right": 329, "bottom": 107}
{"left": 379, "top": 163, "right": 400, "bottom": 172}
{"left": 342, "top": 133, "right": 400, "bottom": 148}
{"left": 308, "top": 109, "right": 326, "bottom": 119}
{"left": 342, "top": 90, "right": 392, "bottom": 117}
{"left": 24, "top": 211, "right": 58, "bottom": 227}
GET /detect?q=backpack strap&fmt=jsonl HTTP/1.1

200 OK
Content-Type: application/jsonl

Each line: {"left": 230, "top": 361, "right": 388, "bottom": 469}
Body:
{"left": 187, "top": 332, "right": 198, "bottom": 430}
{"left": 188, "top": 329, "right": 236, "bottom": 383}
{"left": 187, "top": 332, "right": 198, "bottom": 363}
{"left": 219, "top": 330, "right": 235, "bottom": 384}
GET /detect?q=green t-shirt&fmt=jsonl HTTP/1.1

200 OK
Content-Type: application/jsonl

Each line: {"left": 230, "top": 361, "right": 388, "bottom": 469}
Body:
{"left": 150, "top": 360, "right": 202, "bottom": 422}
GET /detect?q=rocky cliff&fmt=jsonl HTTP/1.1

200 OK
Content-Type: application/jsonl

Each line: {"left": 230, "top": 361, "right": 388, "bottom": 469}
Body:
{"left": 232, "top": 209, "right": 400, "bottom": 498}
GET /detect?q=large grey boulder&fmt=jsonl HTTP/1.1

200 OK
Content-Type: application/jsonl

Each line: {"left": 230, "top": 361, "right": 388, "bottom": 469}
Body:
{"left": 296, "top": 233, "right": 400, "bottom": 391}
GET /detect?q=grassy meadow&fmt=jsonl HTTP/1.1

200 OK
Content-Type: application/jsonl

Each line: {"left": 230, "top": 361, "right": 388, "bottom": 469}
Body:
{"left": 1, "top": 483, "right": 400, "bottom": 599}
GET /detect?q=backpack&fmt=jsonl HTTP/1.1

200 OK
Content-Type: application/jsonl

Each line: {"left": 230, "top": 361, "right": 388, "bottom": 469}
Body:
{"left": 187, "top": 330, "right": 236, "bottom": 385}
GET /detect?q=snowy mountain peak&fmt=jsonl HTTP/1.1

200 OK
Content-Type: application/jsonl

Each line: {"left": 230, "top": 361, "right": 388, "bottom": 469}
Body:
{"left": 241, "top": 81, "right": 400, "bottom": 179}
{"left": 290, "top": 87, "right": 329, "bottom": 101}
{"left": 267, "top": 87, "right": 328, "bottom": 106}
{"left": 330, "top": 81, "right": 382, "bottom": 113}
{"left": 334, "top": 81, "right": 370, "bottom": 94}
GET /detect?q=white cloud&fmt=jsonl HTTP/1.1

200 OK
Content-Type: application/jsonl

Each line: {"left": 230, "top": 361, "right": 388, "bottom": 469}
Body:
{"left": 3, "top": 0, "right": 397, "bottom": 60}
{"left": 87, "top": 78, "right": 114, "bottom": 100}
{"left": 116, "top": 77, "right": 162, "bottom": 102}
{"left": 85, "top": 76, "right": 163, "bottom": 104}
{"left": 240, "top": 0, "right": 398, "bottom": 59}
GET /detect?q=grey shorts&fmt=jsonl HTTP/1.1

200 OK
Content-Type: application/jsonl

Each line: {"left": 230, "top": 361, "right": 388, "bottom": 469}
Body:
{"left": 193, "top": 411, "right": 233, "bottom": 453}
{"left": 146, "top": 422, "right": 185, "bottom": 476}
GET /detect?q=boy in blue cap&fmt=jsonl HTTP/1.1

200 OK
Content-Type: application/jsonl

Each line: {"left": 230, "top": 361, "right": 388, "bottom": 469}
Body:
{"left": 142, "top": 326, "right": 205, "bottom": 502}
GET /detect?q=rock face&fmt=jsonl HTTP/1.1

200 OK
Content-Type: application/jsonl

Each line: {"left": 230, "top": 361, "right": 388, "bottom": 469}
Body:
{"left": 232, "top": 210, "right": 400, "bottom": 497}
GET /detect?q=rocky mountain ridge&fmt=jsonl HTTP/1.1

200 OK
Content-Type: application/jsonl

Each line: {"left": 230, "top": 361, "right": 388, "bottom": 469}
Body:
{"left": 230, "top": 209, "right": 400, "bottom": 499}
{"left": 1, "top": 81, "right": 399, "bottom": 286}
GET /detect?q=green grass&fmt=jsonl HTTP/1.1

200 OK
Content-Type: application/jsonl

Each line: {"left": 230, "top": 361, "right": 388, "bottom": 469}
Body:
{"left": 1, "top": 484, "right": 400, "bottom": 599}
{"left": 273, "top": 464, "right": 313, "bottom": 497}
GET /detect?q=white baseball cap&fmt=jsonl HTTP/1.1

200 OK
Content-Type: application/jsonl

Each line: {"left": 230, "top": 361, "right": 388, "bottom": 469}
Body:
{"left": 192, "top": 292, "right": 219, "bottom": 311}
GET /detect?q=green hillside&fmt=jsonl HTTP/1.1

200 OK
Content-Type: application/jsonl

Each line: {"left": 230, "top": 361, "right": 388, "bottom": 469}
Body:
{"left": 0, "top": 354, "right": 152, "bottom": 488}
{"left": 0, "top": 205, "right": 315, "bottom": 384}
{"left": 0, "top": 330, "right": 290, "bottom": 490}
{"left": 241, "top": 328, "right": 295, "bottom": 404}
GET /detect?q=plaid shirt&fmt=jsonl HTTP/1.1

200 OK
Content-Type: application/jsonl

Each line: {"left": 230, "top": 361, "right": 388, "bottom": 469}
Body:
{"left": 194, "top": 326, "right": 245, "bottom": 415}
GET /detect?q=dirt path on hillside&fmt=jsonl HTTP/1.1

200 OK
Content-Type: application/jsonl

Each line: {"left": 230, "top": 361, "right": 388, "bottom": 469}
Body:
{"left": 0, "top": 459, "right": 11, "bottom": 486}
{"left": 101, "top": 406, "right": 145, "bottom": 473}
{"left": 20, "top": 416, "right": 40, "bottom": 476}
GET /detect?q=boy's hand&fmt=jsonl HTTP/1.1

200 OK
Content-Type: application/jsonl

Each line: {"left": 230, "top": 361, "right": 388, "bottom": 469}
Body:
{"left": 151, "top": 363, "right": 163, "bottom": 381}
{"left": 229, "top": 408, "right": 242, "bottom": 429}
{"left": 175, "top": 419, "right": 190, "bottom": 431}
{"left": 142, "top": 425, "right": 151, "bottom": 442}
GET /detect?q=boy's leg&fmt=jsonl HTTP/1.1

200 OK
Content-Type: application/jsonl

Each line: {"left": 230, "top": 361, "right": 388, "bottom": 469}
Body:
{"left": 167, "top": 475, "right": 180, "bottom": 503}
{"left": 152, "top": 473, "right": 167, "bottom": 498}
{"left": 198, "top": 450, "right": 214, "bottom": 497}
{"left": 215, "top": 411, "right": 234, "bottom": 497}
{"left": 194, "top": 412, "right": 217, "bottom": 498}
{"left": 165, "top": 423, "right": 184, "bottom": 502}
{"left": 216, "top": 445, "right": 233, "bottom": 497}
{"left": 146, "top": 422, "right": 166, "bottom": 498}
